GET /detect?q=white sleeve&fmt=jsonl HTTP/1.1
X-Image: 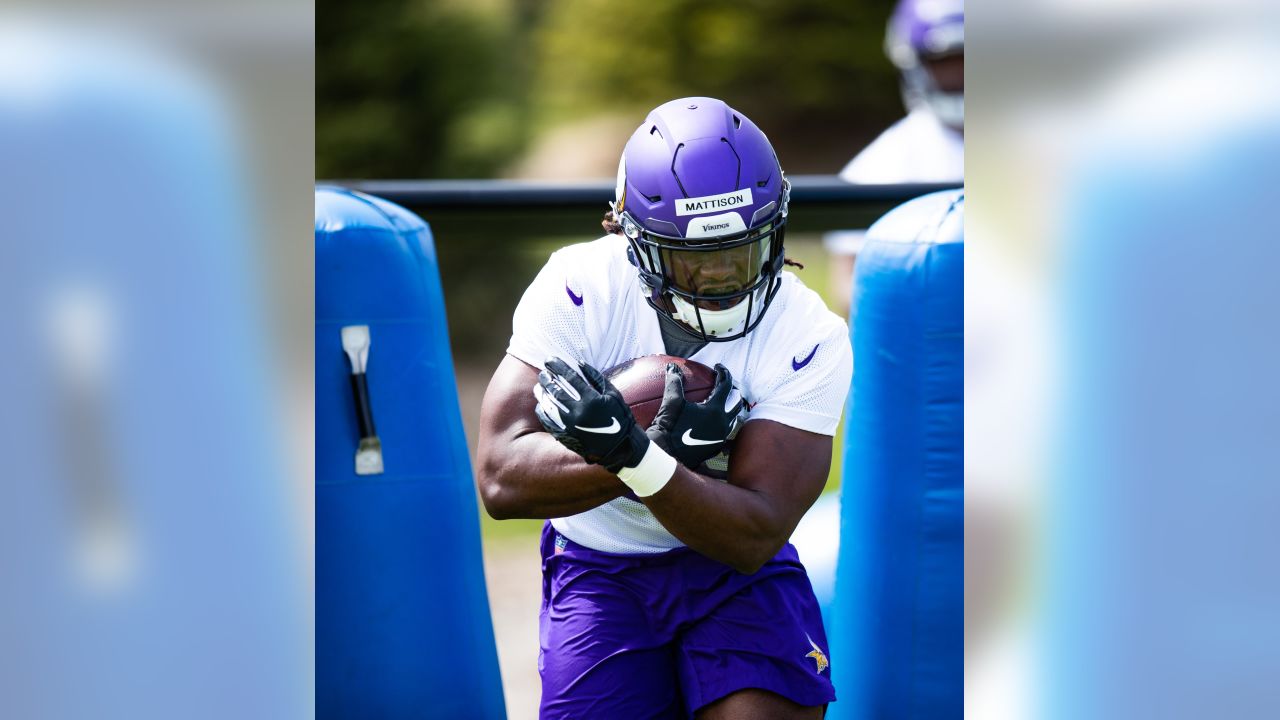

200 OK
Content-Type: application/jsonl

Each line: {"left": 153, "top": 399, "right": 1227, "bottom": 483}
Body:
{"left": 748, "top": 321, "right": 853, "bottom": 436}
{"left": 822, "top": 125, "right": 903, "bottom": 256}
{"left": 822, "top": 229, "right": 867, "bottom": 255}
{"left": 505, "top": 251, "right": 591, "bottom": 369}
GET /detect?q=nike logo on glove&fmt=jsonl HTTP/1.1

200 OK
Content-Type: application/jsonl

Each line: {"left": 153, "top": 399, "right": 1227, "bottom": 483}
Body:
{"left": 578, "top": 417, "right": 621, "bottom": 434}
{"left": 681, "top": 429, "right": 722, "bottom": 446}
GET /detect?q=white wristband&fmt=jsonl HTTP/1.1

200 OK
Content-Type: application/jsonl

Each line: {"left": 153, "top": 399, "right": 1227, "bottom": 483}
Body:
{"left": 616, "top": 442, "right": 677, "bottom": 498}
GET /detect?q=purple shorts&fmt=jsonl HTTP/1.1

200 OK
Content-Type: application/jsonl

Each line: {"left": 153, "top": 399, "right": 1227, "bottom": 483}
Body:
{"left": 538, "top": 522, "right": 835, "bottom": 719}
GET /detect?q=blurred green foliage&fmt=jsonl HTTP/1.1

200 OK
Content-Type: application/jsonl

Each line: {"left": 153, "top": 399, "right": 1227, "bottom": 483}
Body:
{"left": 317, "top": 0, "right": 536, "bottom": 178}
{"left": 318, "top": 0, "right": 902, "bottom": 179}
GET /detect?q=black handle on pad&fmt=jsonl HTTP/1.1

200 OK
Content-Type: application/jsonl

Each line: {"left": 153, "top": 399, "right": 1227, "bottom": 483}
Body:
{"left": 349, "top": 372, "right": 376, "bottom": 440}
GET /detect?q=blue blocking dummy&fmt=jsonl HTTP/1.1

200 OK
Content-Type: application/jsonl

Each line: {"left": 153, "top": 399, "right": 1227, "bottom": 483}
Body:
{"left": 828, "top": 190, "right": 963, "bottom": 720}
{"left": 316, "top": 187, "right": 505, "bottom": 719}
{"left": 0, "top": 32, "right": 307, "bottom": 719}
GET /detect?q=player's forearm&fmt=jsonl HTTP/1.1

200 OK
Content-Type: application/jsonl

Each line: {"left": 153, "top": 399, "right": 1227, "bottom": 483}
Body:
{"left": 477, "top": 431, "right": 626, "bottom": 520}
{"left": 641, "top": 468, "right": 791, "bottom": 574}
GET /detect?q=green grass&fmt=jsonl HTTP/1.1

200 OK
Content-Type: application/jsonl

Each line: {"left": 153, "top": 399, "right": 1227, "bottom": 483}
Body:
{"left": 480, "top": 512, "right": 544, "bottom": 541}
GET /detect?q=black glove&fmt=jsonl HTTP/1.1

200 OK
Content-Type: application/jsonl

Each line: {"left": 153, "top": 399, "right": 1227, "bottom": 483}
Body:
{"left": 533, "top": 357, "right": 650, "bottom": 473}
{"left": 647, "top": 362, "right": 744, "bottom": 470}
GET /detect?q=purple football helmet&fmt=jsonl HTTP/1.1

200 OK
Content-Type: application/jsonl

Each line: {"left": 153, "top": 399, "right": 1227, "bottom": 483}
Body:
{"left": 613, "top": 97, "right": 790, "bottom": 342}
{"left": 886, "top": 0, "right": 964, "bottom": 129}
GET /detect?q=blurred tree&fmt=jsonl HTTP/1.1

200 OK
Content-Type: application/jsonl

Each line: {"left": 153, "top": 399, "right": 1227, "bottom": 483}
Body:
{"left": 529, "top": 0, "right": 901, "bottom": 173}
{"left": 317, "top": 0, "right": 533, "bottom": 179}
{"left": 317, "top": 0, "right": 902, "bottom": 179}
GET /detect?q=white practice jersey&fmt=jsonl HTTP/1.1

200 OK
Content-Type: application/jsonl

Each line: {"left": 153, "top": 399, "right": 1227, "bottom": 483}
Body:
{"left": 825, "top": 108, "right": 964, "bottom": 255}
{"left": 507, "top": 234, "right": 853, "bottom": 554}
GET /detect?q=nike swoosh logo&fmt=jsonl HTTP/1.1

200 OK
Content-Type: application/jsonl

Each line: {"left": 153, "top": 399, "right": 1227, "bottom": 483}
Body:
{"left": 681, "top": 429, "right": 721, "bottom": 446}
{"left": 565, "top": 284, "right": 583, "bottom": 306}
{"left": 792, "top": 344, "right": 818, "bottom": 371}
{"left": 578, "top": 417, "right": 620, "bottom": 434}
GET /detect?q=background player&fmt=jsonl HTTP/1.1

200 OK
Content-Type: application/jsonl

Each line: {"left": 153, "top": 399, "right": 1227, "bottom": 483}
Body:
{"left": 476, "top": 97, "right": 852, "bottom": 719}
{"left": 825, "top": 0, "right": 964, "bottom": 315}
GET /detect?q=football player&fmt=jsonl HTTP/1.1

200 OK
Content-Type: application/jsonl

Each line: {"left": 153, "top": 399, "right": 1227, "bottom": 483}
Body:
{"left": 476, "top": 97, "right": 852, "bottom": 719}
{"left": 825, "top": 0, "right": 965, "bottom": 315}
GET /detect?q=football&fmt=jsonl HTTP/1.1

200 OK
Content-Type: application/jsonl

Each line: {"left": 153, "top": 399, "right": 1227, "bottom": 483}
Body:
{"left": 604, "top": 354, "right": 733, "bottom": 480}
{"left": 604, "top": 354, "right": 717, "bottom": 428}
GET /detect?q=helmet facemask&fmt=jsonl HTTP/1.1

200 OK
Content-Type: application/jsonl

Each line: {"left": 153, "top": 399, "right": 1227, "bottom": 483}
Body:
{"left": 619, "top": 178, "right": 790, "bottom": 342}
{"left": 902, "top": 51, "right": 963, "bottom": 129}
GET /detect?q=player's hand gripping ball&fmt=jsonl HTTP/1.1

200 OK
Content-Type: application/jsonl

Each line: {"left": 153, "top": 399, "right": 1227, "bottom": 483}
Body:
{"left": 536, "top": 355, "right": 744, "bottom": 477}
{"left": 534, "top": 357, "right": 649, "bottom": 472}
{"left": 602, "top": 355, "right": 744, "bottom": 473}
{"left": 647, "top": 361, "right": 742, "bottom": 470}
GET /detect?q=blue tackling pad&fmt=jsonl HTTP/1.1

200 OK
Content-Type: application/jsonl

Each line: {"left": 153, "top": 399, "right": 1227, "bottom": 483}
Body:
{"left": 828, "top": 190, "right": 964, "bottom": 719}
{"left": 315, "top": 188, "right": 506, "bottom": 719}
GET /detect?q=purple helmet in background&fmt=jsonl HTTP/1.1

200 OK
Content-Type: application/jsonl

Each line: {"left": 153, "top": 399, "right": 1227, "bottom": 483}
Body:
{"left": 887, "top": 0, "right": 964, "bottom": 128}
{"left": 613, "top": 97, "right": 790, "bottom": 342}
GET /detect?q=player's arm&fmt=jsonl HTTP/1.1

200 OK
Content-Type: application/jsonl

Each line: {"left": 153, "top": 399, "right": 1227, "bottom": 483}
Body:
{"left": 624, "top": 361, "right": 832, "bottom": 573}
{"left": 475, "top": 354, "right": 629, "bottom": 520}
{"left": 639, "top": 420, "right": 830, "bottom": 574}
{"left": 532, "top": 357, "right": 835, "bottom": 573}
